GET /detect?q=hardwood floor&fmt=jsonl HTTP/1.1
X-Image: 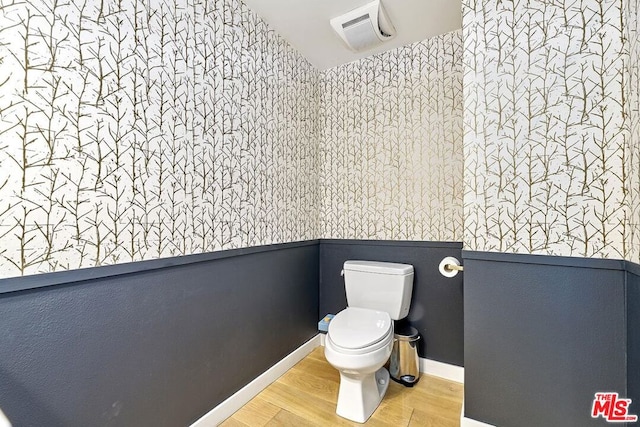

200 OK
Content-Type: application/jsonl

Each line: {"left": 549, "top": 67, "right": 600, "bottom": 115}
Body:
{"left": 220, "top": 347, "right": 464, "bottom": 426}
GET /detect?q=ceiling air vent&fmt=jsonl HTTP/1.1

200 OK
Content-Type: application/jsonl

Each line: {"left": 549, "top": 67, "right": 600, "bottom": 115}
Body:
{"left": 330, "top": 0, "right": 396, "bottom": 52}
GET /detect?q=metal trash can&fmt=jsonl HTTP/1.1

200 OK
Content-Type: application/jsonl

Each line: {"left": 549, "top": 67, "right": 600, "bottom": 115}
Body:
{"left": 389, "top": 323, "right": 420, "bottom": 387}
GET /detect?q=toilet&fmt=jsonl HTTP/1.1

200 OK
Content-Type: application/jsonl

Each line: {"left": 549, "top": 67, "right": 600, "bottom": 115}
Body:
{"left": 324, "top": 260, "right": 414, "bottom": 423}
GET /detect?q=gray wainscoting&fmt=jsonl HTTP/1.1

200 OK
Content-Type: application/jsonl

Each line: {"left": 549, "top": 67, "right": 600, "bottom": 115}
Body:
{"left": 627, "top": 263, "right": 640, "bottom": 418}
{"left": 318, "top": 240, "right": 464, "bottom": 366}
{"left": 463, "top": 250, "right": 628, "bottom": 427}
{"left": 0, "top": 241, "right": 319, "bottom": 427}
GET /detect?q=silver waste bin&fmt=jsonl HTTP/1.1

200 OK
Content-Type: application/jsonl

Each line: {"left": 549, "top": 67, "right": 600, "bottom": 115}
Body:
{"left": 389, "top": 324, "right": 420, "bottom": 387}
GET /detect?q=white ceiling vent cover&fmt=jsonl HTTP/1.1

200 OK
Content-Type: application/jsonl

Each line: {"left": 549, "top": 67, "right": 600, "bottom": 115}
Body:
{"left": 330, "top": 0, "right": 396, "bottom": 52}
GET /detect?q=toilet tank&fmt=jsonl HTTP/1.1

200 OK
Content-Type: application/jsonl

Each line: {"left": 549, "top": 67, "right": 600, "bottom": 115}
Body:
{"left": 343, "top": 260, "right": 414, "bottom": 320}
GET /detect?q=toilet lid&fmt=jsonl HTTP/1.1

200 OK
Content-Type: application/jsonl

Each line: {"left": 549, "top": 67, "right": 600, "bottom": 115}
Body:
{"left": 328, "top": 307, "right": 392, "bottom": 349}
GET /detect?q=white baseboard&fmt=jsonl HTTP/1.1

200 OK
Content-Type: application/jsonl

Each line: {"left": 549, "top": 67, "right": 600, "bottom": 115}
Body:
{"left": 191, "top": 334, "right": 322, "bottom": 427}
{"left": 0, "top": 409, "right": 11, "bottom": 427}
{"left": 461, "top": 415, "right": 496, "bottom": 426}
{"left": 460, "top": 401, "right": 496, "bottom": 427}
{"left": 419, "top": 357, "right": 464, "bottom": 384}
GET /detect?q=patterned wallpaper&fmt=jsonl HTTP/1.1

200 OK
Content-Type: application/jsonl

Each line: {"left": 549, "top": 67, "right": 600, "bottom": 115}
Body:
{"left": 625, "top": 0, "right": 640, "bottom": 263}
{"left": 318, "top": 31, "right": 463, "bottom": 241}
{"left": 0, "top": 0, "right": 319, "bottom": 278}
{"left": 462, "top": 0, "right": 630, "bottom": 258}
{"left": 5, "top": 0, "right": 639, "bottom": 276}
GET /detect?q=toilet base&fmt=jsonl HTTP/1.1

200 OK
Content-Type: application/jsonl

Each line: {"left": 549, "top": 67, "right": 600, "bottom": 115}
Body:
{"left": 336, "top": 367, "right": 390, "bottom": 423}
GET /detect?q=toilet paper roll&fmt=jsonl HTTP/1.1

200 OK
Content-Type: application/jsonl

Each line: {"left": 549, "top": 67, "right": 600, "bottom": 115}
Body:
{"left": 439, "top": 256, "right": 461, "bottom": 278}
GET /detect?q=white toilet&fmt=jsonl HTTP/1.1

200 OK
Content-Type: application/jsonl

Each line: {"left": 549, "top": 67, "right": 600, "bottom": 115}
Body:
{"left": 324, "top": 260, "right": 414, "bottom": 423}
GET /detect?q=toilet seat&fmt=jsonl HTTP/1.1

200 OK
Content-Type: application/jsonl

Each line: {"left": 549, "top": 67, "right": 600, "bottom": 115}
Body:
{"left": 328, "top": 307, "right": 393, "bottom": 355}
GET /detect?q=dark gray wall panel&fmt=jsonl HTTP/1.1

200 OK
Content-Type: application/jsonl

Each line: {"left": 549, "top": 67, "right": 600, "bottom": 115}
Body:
{"left": 463, "top": 252, "right": 626, "bottom": 427}
{"left": 0, "top": 243, "right": 319, "bottom": 427}
{"left": 627, "top": 266, "right": 640, "bottom": 417}
{"left": 319, "top": 240, "right": 463, "bottom": 366}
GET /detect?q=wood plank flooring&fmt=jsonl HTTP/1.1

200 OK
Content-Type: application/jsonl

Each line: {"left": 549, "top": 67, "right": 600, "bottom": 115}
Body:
{"left": 220, "top": 347, "right": 463, "bottom": 426}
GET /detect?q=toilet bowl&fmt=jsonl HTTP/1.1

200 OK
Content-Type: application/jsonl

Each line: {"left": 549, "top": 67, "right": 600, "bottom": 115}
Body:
{"left": 324, "top": 307, "right": 394, "bottom": 423}
{"left": 324, "top": 260, "right": 414, "bottom": 423}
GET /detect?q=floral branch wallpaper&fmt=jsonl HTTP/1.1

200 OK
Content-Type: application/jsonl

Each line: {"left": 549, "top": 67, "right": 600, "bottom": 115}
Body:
{"left": 0, "top": 0, "right": 465, "bottom": 279}
{"left": 462, "top": 0, "right": 631, "bottom": 258}
{"left": 0, "top": 0, "right": 320, "bottom": 278}
{"left": 318, "top": 31, "right": 464, "bottom": 242}
{"left": 625, "top": 0, "right": 640, "bottom": 263}
{"left": 11, "top": 0, "right": 640, "bottom": 276}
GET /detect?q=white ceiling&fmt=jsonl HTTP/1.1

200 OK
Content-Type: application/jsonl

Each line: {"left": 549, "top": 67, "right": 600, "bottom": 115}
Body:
{"left": 241, "top": 0, "right": 462, "bottom": 70}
